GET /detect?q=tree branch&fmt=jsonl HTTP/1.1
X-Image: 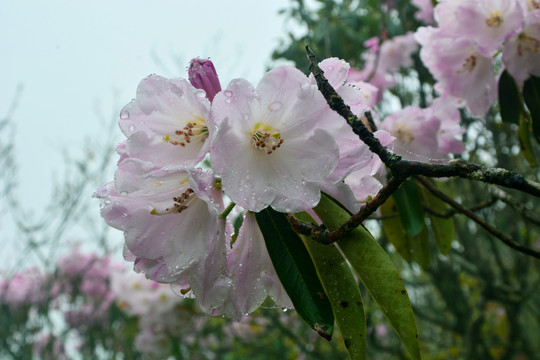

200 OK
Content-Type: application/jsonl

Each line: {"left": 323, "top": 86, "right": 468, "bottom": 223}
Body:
{"left": 306, "top": 46, "right": 540, "bottom": 198}
{"left": 301, "top": 46, "right": 540, "bottom": 257}
{"left": 415, "top": 176, "right": 540, "bottom": 259}
{"left": 489, "top": 186, "right": 540, "bottom": 227}
{"left": 287, "top": 176, "right": 404, "bottom": 244}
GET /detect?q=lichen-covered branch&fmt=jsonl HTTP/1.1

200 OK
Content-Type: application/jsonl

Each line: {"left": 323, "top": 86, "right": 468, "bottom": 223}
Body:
{"left": 301, "top": 46, "right": 540, "bottom": 257}
{"left": 306, "top": 46, "right": 540, "bottom": 198}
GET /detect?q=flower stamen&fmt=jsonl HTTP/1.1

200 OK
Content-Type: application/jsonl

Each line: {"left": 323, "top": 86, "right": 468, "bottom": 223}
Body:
{"left": 486, "top": 12, "right": 503, "bottom": 28}
{"left": 163, "top": 117, "right": 208, "bottom": 147}
{"left": 250, "top": 123, "right": 284, "bottom": 155}
{"left": 518, "top": 33, "right": 540, "bottom": 56}
{"left": 150, "top": 188, "right": 195, "bottom": 215}
{"left": 457, "top": 55, "right": 477, "bottom": 73}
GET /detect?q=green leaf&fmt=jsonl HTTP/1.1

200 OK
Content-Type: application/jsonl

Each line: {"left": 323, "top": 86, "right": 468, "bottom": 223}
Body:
{"left": 380, "top": 196, "right": 430, "bottom": 268}
{"left": 255, "top": 208, "right": 334, "bottom": 340}
{"left": 419, "top": 182, "right": 454, "bottom": 255}
{"left": 314, "top": 194, "right": 422, "bottom": 360}
{"left": 523, "top": 75, "right": 540, "bottom": 143}
{"left": 409, "top": 225, "right": 430, "bottom": 270}
{"left": 498, "top": 70, "right": 522, "bottom": 125}
{"left": 380, "top": 196, "right": 413, "bottom": 263}
{"left": 295, "top": 211, "right": 366, "bottom": 360}
{"left": 393, "top": 179, "right": 425, "bottom": 237}
{"left": 518, "top": 114, "right": 538, "bottom": 167}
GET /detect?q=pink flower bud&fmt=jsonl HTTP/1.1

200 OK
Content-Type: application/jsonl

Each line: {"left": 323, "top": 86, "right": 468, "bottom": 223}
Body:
{"left": 188, "top": 58, "right": 222, "bottom": 101}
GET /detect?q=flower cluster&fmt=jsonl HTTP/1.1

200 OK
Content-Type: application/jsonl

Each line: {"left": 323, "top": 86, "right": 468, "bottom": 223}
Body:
{"left": 415, "top": 0, "right": 540, "bottom": 116}
{"left": 94, "top": 56, "right": 409, "bottom": 316}
{"left": 95, "top": 48, "right": 468, "bottom": 317}
{"left": 1, "top": 249, "right": 342, "bottom": 359}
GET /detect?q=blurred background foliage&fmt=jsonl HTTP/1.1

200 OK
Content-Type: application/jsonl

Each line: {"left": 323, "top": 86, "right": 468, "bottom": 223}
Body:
{"left": 1, "top": 0, "right": 539, "bottom": 359}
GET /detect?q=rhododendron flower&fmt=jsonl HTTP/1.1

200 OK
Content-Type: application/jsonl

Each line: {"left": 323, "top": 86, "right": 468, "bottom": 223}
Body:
{"left": 379, "top": 102, "right": 464, "bottom": 163}
{"left": 110, "top": 270, "right": 179, "bottom": 316}
{"left": 352, "top": 33, "right": 418, "bottom": 102}
{"left": 455, "top": 0, "right": 526, "bottom": 56}
{"left": 95, "top": 162, "right": 223, "bottom": 284}
{"left": 412, "top": 0, "right": 435, "bottom": 24}
{"left": 416, "top": 27, "right": 497, "bottom": 116}
{"left": 503, "top": 10, "right": 540, "bottom": 89}
{"left": 316, "top": 57, "right": 377, "bottom": 115}
{"left": 427, "top": 97, "right": 466, "bottom": 155}
{"left": 343, "top": 130, "right": 394, "bottom": 202}
{"left": 0, "top": 268, "right": 45, "bottom": 306}
{"left": 210, "top": 66, "right": 339, "bottom": 213}
{"left": 313, "top": 58, "right": 382, "bottom": 180}
{"left": 119, "top": 75, "right": 213, "bottom": 167}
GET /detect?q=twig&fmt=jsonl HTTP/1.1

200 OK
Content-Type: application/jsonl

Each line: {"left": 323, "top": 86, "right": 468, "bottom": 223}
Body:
{"left": 287, "top": 176, "right": 404, "bottom": 244}
{"left": 423, "top": 197, "right": 498, "bottom": 219}
{"left": 489, "top": 186, "right": 540, "bottom": 227}
{"left": 415, "top": 176, "right": 540, "bottom": 259}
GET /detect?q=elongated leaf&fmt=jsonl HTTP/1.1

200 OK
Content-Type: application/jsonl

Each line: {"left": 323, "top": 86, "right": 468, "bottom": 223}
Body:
{"left": 498, "top": 70, "right": 522, "bottom": 124}
{"left": 380, "top": 197, "right": 413, "bottom": 263}
{"left": 255, "top": 208, "right": 334, "bottom": 340}
{"left": 518, "top": 114, "right": 538, "bottom": 167}
{"left": 419, "top": 183, "right": 454, "bottom": 255}
{"left": 314, "top": 194, "right": 421, "bottom": 360}
{"left": 393, "top": 179, "right": 425, "bottom": 237}
{"left": 523, "top": 75, "right": 540, "bottom": 143}
{"left": 295, "top": 211, "right": 366, "bottom": 360}
{"left": 409, "top": 226, "right": 430, "bottom": 270}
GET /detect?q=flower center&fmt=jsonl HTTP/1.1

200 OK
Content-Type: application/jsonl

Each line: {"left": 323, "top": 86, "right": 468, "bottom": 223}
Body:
{"left": 250, "top": 122, "right": 284, "bottom": 155}
{"left": 394, "top": 124, "right": 414, "bottom": 144}
{"left": 163, "top": 117, "right": 208, "bottom": 147}
{"left": 485, "top": 12, "right": 503, "bottom": 28}
{"left": 518, "top": 33, "right": 540, "bottom": 56}
{"left": 150, "top": 188, "right": 195, "bottom": 215}
{"left": 457, "top": 54, "right": 477, "bottom": 74}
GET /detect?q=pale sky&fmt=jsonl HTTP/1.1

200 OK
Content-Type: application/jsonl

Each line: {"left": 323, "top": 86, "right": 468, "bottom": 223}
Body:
{"left": 0, "top": 0, "right": 296, "bottom": 269}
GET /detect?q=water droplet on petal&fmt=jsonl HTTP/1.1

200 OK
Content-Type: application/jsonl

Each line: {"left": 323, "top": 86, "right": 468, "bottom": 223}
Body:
{"left": 120, "top": 108, "right": 129, "bottom": 119}
{"left": 225, "top": 98, "right": 232, "bottom": 103}
{"left": 128, "top": 124, "right": 135, "bottom": 132}
{"left": 195, "top": 89, "right": 206, "bottom": 98}
{"left": 224, "top": 90, "right": 233, "bottom": 97}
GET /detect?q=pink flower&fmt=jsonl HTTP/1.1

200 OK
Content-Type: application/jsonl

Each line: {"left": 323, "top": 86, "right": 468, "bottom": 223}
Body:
{"left": 95, "top": 162, "right": 223, "bottom": 284}
{"left": 427, "top": 97, "right": 466, "bottom": 155}
{"left": 503, "top": 10, "right": 540, "bottom": 89}
{"left": 416, "top": 27, "right": 498, "bottom": 116}
{"left": 1, "top": 268, "right": 45, "bottom": 306}
{"left": 188, "top": 58, "right": 222, "bottom": 102}
{"left": 343, "top": 131, "right": 395, "bottom": 202}
{"left": 119, "top": 75, "right": 213, "bottom": 167}
{"left": 378, "top": 101, "right": 464, "bottom": 163}
{"left": 352, "top": 33, "right": 418, "bottom": 102}
{"left": 455, "top": 0, "right": 527, "bottom": 56}
{"left": 210, "top": 66, "right": 339, "bottom": 213}
{"left": 412, "top": 0, "right": 435, "bottom": 24}
{"left": 378, "top": 32, "right": 419, "bottom": 73}
{"left": 316, "top": 57, "right": 377, "bottom": 114}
